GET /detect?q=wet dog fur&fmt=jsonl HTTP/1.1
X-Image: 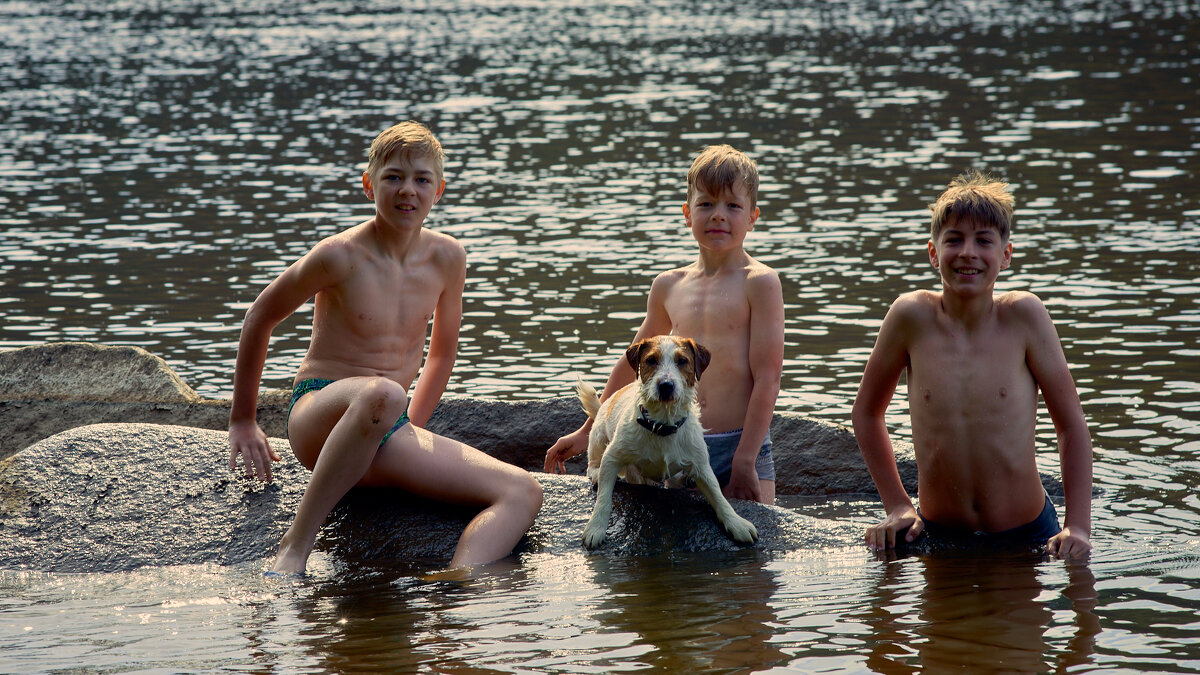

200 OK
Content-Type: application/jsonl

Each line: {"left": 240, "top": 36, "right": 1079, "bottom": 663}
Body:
{"left": 577, "top": 335, "right": 758, "bottom": 548}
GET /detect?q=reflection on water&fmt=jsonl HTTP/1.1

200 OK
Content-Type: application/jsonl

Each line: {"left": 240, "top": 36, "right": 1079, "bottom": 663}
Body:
{"left": 0, "top": 537, "right": 1198, "bottom": 671}
{"left": 857, "top": 553, "right": 1100, "bottom": 673}
{"left": 2, "top": 0, "right": 1199, "bottom": 672}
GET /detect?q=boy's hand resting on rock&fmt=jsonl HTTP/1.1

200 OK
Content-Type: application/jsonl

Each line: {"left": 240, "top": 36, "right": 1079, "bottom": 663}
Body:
{"left": 229, "top": 420, "right": 281, "bottom": 482}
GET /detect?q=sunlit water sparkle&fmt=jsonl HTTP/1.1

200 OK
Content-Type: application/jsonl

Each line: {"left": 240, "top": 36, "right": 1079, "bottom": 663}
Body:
{"left": 1, "top": 0, "right": 1198, "bottom": 671}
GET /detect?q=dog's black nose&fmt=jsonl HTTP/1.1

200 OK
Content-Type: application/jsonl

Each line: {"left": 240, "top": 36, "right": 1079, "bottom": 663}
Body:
{"left": 656, "top": 380, "right": 676, "bottom": 401}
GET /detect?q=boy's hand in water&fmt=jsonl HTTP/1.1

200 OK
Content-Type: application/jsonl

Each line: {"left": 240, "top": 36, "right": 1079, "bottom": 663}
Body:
{"left": 229, "top": 420, "right": 281, "bottom": 482}
{"left": 866, "top": 504, "right": 923, "bottom": 551}
{"left": 1047, "top": 526, "right": 1091, "bottom": 559}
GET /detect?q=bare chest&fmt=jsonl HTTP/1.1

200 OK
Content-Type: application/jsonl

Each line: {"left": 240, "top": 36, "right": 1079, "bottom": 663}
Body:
{"left": 664, "top": 281, "right": 750, "bottom": 348}
{"left": 907, "top": 327, "right": 1036, "bottom": 418}
{"left": 317, "top": 262, "right": 441, "bottom": 339}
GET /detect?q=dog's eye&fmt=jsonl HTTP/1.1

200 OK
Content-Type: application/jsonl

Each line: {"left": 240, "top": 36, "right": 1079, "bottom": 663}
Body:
{"left": 645, "top": 356, "right": 659, "bottom": 366}
{"left": 676, "top": 357, "right": 688, "bottom": 367}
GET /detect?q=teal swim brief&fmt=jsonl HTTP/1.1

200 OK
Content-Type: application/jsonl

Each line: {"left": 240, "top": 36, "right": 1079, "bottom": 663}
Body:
{"left": 287, "top": 378, "right": 410, "bottom": 448}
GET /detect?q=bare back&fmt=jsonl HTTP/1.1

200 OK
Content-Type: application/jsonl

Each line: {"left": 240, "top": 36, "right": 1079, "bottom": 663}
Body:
{"left": 899, "top": 289, "right": 1046, "bottom": 530}
{"left": 656, "top": 254, "right": 780, "bottom": 433}
{"left": 294, "top": 221, "right": 464, "bottom": 390}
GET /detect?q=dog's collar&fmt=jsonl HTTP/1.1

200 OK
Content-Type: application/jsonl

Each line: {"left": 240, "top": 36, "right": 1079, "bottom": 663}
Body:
{"left": 637, "top": 406, "right": 687, "bottom": 437}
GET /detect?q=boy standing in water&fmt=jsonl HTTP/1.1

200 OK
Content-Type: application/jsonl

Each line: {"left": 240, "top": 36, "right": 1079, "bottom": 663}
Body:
{"left": 544, "top": 145, "right": 784, "bottom": 505}
{"left": 228, "top": 121, "right": 542, "bottom": 574}
{"left": 853, "top": 171, "right": 1092, "bottom": 557}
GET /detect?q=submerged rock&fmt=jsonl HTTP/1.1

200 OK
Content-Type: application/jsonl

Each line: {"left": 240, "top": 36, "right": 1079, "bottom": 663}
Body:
{"left": 0, "top": 424, "right": 841, "bottom": 573}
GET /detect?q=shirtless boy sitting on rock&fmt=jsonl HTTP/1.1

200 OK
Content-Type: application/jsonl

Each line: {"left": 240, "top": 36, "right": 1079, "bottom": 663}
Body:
{"left": 227, "top": 121, "right": 542, "bottom": 574}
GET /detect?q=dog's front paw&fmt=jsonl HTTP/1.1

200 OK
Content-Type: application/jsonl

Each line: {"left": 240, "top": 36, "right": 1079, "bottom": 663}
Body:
{"left": 582, "top": 521, "right": 608, "bottom": 549}
{"left": 723, "top": 514, "right": 759, "bottom": 544}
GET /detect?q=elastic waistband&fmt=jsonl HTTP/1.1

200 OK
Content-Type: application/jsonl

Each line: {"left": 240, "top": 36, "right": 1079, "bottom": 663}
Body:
{"left": 704, "top": 428, "right": 743, "bottom": 439}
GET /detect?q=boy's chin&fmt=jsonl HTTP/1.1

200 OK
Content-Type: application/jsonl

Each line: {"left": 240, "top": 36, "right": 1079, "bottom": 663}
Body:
{"left": 941, "top": 275, "right": 997, "bottom": 292}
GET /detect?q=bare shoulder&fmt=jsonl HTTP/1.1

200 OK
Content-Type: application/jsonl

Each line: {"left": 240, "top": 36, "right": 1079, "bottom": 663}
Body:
{"left": 649, "top": 265, "right": 689, "bottom": 294}
{"left": 889, "top": 289, "right": 940, "bottom": 320}
{"left": 421, "top": 229, "right": 467, "bottom": 269}
{"left": 305, "top": 224, "right": 371, "bottom": 277}
{"left": 743, "top": 258, "right": 783, "bottom": 307}
{"left": 744, "top": 257, "right": 782, "bottom": 287}
{"left": 996, "top": 290, "right": 1053, "bottom": 326}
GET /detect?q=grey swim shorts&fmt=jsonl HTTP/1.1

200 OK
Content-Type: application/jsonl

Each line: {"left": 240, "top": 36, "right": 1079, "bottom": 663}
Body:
{"left": 704, "top": 429, "right": 776, "bottom": 486}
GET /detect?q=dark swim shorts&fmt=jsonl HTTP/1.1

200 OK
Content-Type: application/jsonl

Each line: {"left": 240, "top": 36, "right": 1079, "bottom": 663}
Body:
{"left": 907, "top": 494, "right": 1062, "bottom": 552}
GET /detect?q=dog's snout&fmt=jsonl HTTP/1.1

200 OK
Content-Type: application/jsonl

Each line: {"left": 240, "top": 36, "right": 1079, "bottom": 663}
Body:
{"left": 656, "top": 380, "right": 676, "bottom": 401}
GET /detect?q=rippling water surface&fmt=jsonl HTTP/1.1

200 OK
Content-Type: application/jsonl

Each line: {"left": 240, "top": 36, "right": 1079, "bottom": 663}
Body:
{"left": 1, "top": 0, "right": 1198, "bottom": 672}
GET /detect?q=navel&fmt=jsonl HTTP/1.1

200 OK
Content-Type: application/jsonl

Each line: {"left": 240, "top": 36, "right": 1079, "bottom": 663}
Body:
{"left": 999, "top": 387, "right": 1007, "bottom": 398}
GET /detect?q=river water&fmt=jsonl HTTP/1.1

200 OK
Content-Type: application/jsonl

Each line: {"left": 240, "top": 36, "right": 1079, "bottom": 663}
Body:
{"left": 2, "top": 0, "right": 1198, "bottom": 672}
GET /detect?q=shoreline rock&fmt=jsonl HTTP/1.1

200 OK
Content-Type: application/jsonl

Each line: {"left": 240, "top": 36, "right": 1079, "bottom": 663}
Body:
{"left": 0, "top": 342, "right": 913, "bottom": 496}
{"left": 0, "top": 423, "right": 850, "bottom": 572}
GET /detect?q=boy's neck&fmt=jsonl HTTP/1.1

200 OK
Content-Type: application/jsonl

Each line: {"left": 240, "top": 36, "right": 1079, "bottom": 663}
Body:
{"left": 367, "top": 216, "right": 423, "bottom": 258}
{"left": 937, "top": 287, "right": 996, "bottom": 327}
{"left": 695, "top": 246, "right": 750, "bottom": 273}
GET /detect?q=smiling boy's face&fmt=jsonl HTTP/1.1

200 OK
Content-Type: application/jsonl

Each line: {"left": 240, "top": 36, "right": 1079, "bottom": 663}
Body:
{"left": 928, "top": 215, "right": 1012, "bottom": 295}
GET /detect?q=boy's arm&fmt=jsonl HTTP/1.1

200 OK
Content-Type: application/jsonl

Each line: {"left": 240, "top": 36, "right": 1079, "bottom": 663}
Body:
{"left": 724, "top": 270, "right": 784, "bottom": 503}
{"left": 407, "top": 240, "right": 467, "bottom": 427}
{"left": 1020, "top": 294, "right": 1093, "bottom": 558}
{"left": 851, "top": 297, "right": 920, "bottom": 549}
{"left": 228, "top": 245, "right": 342, "bottom": 482}
{"left": 544, "top": 272, "right": 676, "bottom": 473}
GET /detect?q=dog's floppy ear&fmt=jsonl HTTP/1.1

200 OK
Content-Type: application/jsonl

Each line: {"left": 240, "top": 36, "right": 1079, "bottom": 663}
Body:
{"left": 684, "top": 338, "right": 712, "bottom": 380}
{"left": 625, "top": 339, "right": 651, "bottom": 372}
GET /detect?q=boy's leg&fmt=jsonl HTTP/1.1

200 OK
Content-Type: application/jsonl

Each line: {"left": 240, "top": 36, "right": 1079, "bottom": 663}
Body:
{"left": 276, "top": 376, "right": 410, "bottom": 573}
{"left": 358, "top": 425, "right": 543, "bottom": 568}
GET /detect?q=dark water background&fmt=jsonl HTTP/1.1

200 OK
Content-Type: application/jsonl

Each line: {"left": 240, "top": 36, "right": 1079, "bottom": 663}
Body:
{"left": 1, "top": 0, "right": 1198, "bottom": 672}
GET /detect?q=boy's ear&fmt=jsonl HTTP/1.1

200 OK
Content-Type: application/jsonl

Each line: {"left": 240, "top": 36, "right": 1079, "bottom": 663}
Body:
{"left": 927, "top": 240, "right": 938, "bottom": 267}
{"left": 681, "top": 202, "right": 691, "bottom": 224}
{"left": 435, "top": 179, "right": 446, "bottom": 202}
{"left": 362, "top": 171, "right": 374, "bottom": 201}
{"left": 1000, "top": 240, "right": 1012, "bottom": 270}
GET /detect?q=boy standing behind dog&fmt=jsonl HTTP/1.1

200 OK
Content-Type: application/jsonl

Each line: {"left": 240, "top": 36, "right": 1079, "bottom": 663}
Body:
{"left": 228, "top": 121, "right": 542, "bottom": 574}
{"left": 545, "top": 145, "right": 784, "bottom": 505}
{"left": 852, "top": 170, "right": 1092, "bottom": 558}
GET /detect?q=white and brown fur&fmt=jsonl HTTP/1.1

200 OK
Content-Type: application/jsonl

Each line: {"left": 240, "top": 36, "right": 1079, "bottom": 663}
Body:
{"left": 578, "top": 335, "right": 758, "bottom": 548}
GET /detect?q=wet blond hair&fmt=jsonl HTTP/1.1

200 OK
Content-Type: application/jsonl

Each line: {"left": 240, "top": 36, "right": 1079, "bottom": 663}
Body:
{"left": 686, "top": 144, "right": 760, "bottom": 208}
{"left": 929, "top": 170, "right": 1014, "bottom": 240}
{"left": 367, "top": 121, "right": 445, "bottom": 182}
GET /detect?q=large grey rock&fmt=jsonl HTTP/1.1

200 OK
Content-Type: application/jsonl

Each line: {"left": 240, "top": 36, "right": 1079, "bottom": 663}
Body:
{"left": 0, "top": 342, "right": 908, "bottom": 495}
{"left": 0, "top": 424, "right": 844, "bottom": 573}
{"left": 0, "top": 342, "right": 200, "bottom": 403}
{"left": 0, "top": 342, "right": 1074, "bottom": 499}
{"left": 429, "top": 396, "right": 916, "bottom": 495}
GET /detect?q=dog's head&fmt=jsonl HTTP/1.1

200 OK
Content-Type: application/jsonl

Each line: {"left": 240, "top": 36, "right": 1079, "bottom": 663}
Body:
{"left": 625, "top": 336, "right": 711, "bottom": 404}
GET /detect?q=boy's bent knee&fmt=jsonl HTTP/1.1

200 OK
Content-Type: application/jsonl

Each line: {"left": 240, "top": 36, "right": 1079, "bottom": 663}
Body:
{"left": 354, "top": 377, "right": 409, "bottom": 415}
{"left": 508, "top": 472, "right": 544, "bottom": 514}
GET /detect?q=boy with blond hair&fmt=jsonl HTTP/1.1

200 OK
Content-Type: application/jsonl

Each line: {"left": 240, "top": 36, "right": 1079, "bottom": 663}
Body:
{"left": 852, "top": 170, "right": 1092, "bottom": 557}
{"left": 229, "top": 121, "right": 542, "bottom": 574}
{"left": 545, "top": 144, "right": 784, "bottom": 504}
